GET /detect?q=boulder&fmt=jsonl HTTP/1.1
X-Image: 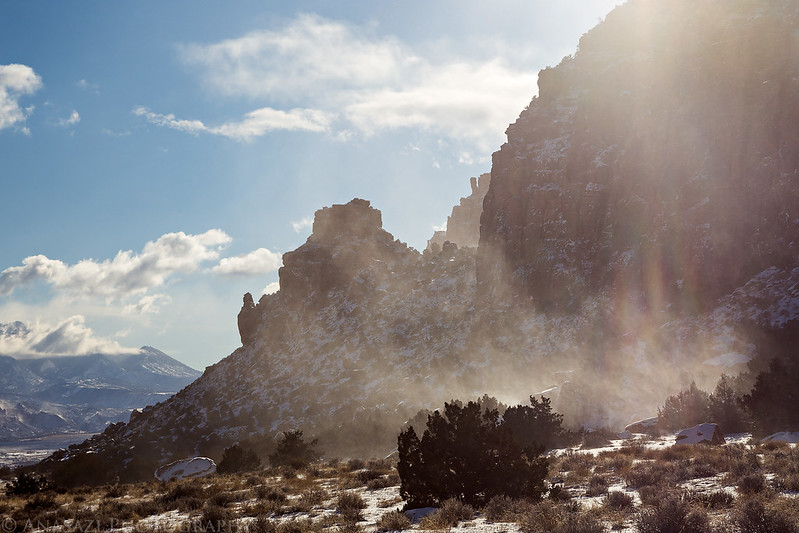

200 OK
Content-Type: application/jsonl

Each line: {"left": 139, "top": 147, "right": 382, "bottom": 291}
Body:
{"left": 624, "top": 417, "right": 659, "bottom": 434}
{"left": 675, "top": 423, "right": 725, "bottom": 445}
{"left": 760, "top": 431, "right": 799, "bottom": 444}
{"left": 154, "top": 456, "right": 216, "bottom": 482}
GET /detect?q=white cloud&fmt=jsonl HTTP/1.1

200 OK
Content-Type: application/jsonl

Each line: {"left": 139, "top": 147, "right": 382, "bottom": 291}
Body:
{"left": 139, "top": 15, "right": 538, "bottom": 152}
{"left": 0, "top": 229, "right": 231, "bottom": 301}
{"left": 179, "top": 14, "right": 412, "bottom": 99}
{"left": 0, "top": 64, "right": 43, "bottom": 132}
{"left": 292, "top": 217, "right": 313, "bottom": 233}
{"left": 344, "top": 60, "right": 538, "bottom": 151}
{"left": 132, "top": 106, "right": 331, "bottom": 141}
{"left": 212, "top": 248, "right": 282, "bottom": 276}
{"left": 123, "top": 294, "right": 171, "bottom": 315}
{"left": 0, "top": 316, "right": 135, "bottom": 356}
{"left": 262, "top": 281, "right": 280, "bottom": 295}
{"left": 57, "top": 110, "right": 80, "bottom": 127}
{"left": 76, "top": 79, "right": 99, "bottom": 92}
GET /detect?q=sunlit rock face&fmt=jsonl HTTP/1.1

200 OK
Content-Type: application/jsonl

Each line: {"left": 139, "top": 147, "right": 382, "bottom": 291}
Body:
{"left": 479, "top": 0, "right": 799, "bottom": 315}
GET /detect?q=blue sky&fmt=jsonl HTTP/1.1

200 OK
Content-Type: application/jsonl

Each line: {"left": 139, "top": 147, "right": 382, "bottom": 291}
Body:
{"left": 0, "top": 1, "right": 620, "bottom": 369}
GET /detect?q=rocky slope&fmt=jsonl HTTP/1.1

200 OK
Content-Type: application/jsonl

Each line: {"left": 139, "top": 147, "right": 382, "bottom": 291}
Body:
{"left": 40, "top": 0, "right": 799, "bottom": 482}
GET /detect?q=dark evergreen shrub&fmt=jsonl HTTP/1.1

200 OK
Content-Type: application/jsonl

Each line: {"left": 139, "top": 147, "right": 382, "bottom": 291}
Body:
{"left": 217, "top": 443, "right": 262, "bottom": 474}
{"left": 657, "top": 382, "right": 709, "bottom": 431}
{"left": 397, "top": 400, "right": 548, "bottom": 508}
{"left": 742, "top": 357, "right": 799, "bottom": 436}
{"left": 5, "top": 472, "right": 52, "bottom": 495}
{"left": 708, "top": 374, "right": 750, "bottom": 433}
{"left": 503, "top": 395, "right": 572, "bottom": 450}
{"left": 268, "top": 430, "right": 321, "bottom": 469}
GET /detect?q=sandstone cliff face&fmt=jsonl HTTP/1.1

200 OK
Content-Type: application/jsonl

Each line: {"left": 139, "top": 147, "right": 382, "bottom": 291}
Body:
{"left": 479, "top": 0, "right": 799, "bottom": 315}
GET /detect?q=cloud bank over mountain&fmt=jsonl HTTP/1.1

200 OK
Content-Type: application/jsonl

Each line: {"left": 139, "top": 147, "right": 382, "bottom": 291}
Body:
{"left": 0, "top": 316, "right": 134, "bottom": 356}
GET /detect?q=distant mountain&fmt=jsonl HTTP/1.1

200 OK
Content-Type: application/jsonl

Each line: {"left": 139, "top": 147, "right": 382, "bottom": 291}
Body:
{"left": 0, "top": 344, "right": 201, "bottom": 440}
{"left": 39, "top": 0, "right": 799, "bottom": 483}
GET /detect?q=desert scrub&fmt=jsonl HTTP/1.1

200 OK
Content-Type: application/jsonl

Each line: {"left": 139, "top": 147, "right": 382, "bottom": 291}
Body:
{"left": 366, "top": 473, "right": 400, "bottom": 490}
{"left": 637, "top": 482, "right": 672, "bottom": 507}
{"left": 375, "top": 510, "right": 411, "bottom": 532}
{"left": 558, "top": 452, "right": 595, "bottom": 476}
{"left": 250, "top": 516, "right": 278, "bottom": 533}
{"left": 550, "top": 513, "right": 606, "bottom": 533}
{"left": 635, "top": 496, "right": 713, "bottom": 533}
{"left": 276, "top": 518, "right": 321, "bottom": 533}
{"left": 418, "top": 498, "right": 474, "bottom": 529}
{"left": 735, "top": 498, "right": 798, "bottom": 533}
{"left": 737, "top": 473, "right": 768, "bottom": 495}
{"left": 595, "top": 452, "right": 631, "bottom": 474}
{"left": 624, "top": 460, "right": 695, "bottom": 488}
{"left": 603, "top": 490, "right": 634, "bottom": 511}
{"left": 482, "top": 495, "right": 527, "bottom": 522}
{"left": 197, "top": 503, "right": 234, "bottom": 533}
{"left": 580, "top": 429, "right": 616, "bottom": 449}
{"left": 518, "top": 500, "right": 565, "bottom": 533}
{"left": 291, "top": 487, "right": 328, "bottom": 512}
{"left": 336, "top": 491, "right": 367, "bottom": 521}
{"left": 22, "top": 492, "right": 58, "bottom": 512}
{"left": 684, "top": 489, "right": 735, "bottom": 509}
{"left": 584, "top": 474, "right": 608, "bottom": 497}
{"left": 255, "top": 484, "right": 288, "bottom": 503}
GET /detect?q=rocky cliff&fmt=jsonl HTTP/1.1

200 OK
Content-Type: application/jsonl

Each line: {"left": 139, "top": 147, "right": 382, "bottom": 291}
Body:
{"left": 479, "top": 0, "right": 799, "bottom": 315}
{"left": 40, "top": 0, "right": 799, "bottom": 482}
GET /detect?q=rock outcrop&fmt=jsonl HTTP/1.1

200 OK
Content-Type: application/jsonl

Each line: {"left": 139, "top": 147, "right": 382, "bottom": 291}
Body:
{"left": 279, "top": 199, "right": 416, "bottom": 306}
{"left": 237, "top": 293, "right": 258, "bottom": 346}
{"left": 428, "top": 173, "right": 491, "bottom": 251}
